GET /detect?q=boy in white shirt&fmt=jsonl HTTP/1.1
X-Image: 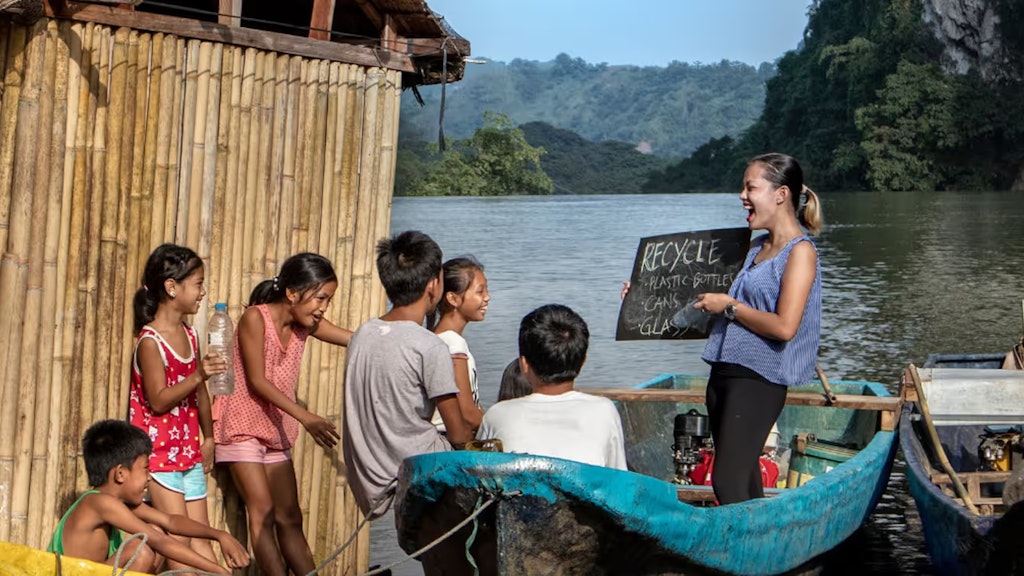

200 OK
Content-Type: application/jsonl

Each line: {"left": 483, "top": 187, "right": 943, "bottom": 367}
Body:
{"left": 476, "top": 304, "right": 627, "bottom": 470}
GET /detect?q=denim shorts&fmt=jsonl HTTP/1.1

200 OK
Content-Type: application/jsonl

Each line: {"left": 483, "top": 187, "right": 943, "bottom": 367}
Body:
{"left": 149, "top": 463, "right": 208, "bottom": 501}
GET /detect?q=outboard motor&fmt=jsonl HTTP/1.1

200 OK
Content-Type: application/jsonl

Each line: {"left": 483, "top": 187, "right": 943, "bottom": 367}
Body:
{"left": 672, "top": 409, "right": 713, "bottom": 484}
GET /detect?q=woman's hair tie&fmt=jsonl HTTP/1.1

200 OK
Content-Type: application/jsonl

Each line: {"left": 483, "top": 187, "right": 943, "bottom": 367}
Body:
{"left": 273, "top": 276, "right": 280, "bottom": 290}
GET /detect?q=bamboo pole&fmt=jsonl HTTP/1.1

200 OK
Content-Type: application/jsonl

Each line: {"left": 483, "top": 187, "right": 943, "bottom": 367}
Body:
{"left": 38, "top": 19, "right": 71, "bottom": 550}
{"left": 291, "top": 58, "right": 317, "bottom": 253}
{"left": 196, "top": 40, "right": 222, "bottom": 325}
{"left": 209, "top": 44, "right": 230, "bottom": 306}
{"left": 177, "top": 39, "right": 199, "bottom": 247}
{"left": 149, "top": 33, "right": 174, "bottom": 250}
{"left": 266, "top": 54, "right": 288, "bottom": 269}
{"left": 57, "top": 19, "right": 93, "bottom": 510}
{"left": 908, "top": 364, "right": 980, "bottom": 515}
{"left": 82, "top": 24, "right": 111, "bottom": 426}
{"left": 95, "top": 26, "right": 128, "bottom": 424}
{"left": 225, "top": 46, "right": 246, "bottom": 311}
{"left": 213, "top": 45, "right": 239, "bottom": 309}
{"left": 164, "top": 36, "right": 184, "bottom": 243}
{"left": 22, "top": 19, "right": 59, "bottom": 549}
{"left": 4, "top": 18, "right": 46, "bottom": 544}
{"left": 252, "top": 51, "right": 274, "bottom": 276}
{"left": 238, "top": 48, "right": 260, "bottom": 293}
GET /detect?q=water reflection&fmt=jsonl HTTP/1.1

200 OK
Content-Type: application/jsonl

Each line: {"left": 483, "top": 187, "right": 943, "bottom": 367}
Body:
{"left": 371, "top": 191, "right": 1024, "bottom": 574}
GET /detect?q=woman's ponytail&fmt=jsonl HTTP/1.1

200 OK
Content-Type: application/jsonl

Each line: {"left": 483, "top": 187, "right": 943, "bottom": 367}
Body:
{"left": 133, "top": 287, "right": 160, "bottom": 335}
{"left": 798, "top": 186, "right": 824, "bottom": 236}
{"left": 248, "top": 277, "right": 281, "bottom": 306}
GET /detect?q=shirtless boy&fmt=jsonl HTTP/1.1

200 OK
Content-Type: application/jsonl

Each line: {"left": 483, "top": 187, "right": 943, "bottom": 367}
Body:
{"left": 48, "top": 419, "right": 248, "bottom": 573}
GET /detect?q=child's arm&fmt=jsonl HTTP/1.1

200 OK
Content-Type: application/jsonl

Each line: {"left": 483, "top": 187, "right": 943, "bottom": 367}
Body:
{"left": 309, "top": 318, "right": 352, "bottom": 346}
{"left": 237, "top": 307, "right": 340, "bottom": 448}
{"left": 137, "top": 338, "right": 228, "bottom": 414}
{"left": 451, "top": 355, "right": 484, "bottom": 430}
{"left": 135, "top": 503, "right": 249, "bottom": 569}
{"left": 91, "top": 495, "right": 233, "bottom": 574}
{"left": 436, "top": 394, "right": 473, "bottom": 446}
{"left": 197, "top": 382, "right": 215, "bottom": 473}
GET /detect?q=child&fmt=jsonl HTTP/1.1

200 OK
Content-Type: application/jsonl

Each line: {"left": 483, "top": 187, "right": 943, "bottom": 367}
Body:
{"left": 213, "top": 253, "right": 351, "bottom": 576}
{"left": 129, "top": 243, "right": 226, "bottom": 569}
{"left": 496, "top": 357, "right": 532, "bottom": 402}
{"left": 343, "top": 230, "right": 474, "bottom": 518}
{"left": 48, "top": 419, "right": 248, "bottom": 573}
{"left": 476, "top": 304, "right": 627, "bottom": 470}
{"left": 428, "top": 256, "right": 488, "bottom": 431}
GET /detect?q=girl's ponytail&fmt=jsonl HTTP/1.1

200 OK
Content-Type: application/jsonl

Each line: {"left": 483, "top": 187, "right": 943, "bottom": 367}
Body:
{"left": 133, "top": 287, "right": 160, "bottom": 335}
{"left": 248, "top": 277, "right": 282, "bottom": 306}
{"left": 798, "top": 186, "right": 824, "bottom": 236}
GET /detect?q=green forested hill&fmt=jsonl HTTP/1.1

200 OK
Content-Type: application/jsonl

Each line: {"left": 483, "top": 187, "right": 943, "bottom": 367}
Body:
{"left": 646, "top": 0, "right": 1024, "bottom": 192}
{"left": 400, "top": 54, "right": 776, "bottom": 158}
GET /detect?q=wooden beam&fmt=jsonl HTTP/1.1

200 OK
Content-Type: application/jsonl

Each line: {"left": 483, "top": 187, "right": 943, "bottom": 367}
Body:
{"left": 308, "top": 0, "right": 335, "bottom": 41}
{"left": 677, "top": 485, "right": 782, "bottom": 503}
{"left": 929, "top": 470, "right": 1011, "bottom": 485}
{"left": 217, "top": 0, "right": 240, "bottom": 27}
{"left": 585, "top": 388, "right": 902, "bottom": 411}
{"left": 351, "top": 0, "right": 381, "bottom": 29}
{"left": 46, "top": 2, "right": 415, "bottom": 71}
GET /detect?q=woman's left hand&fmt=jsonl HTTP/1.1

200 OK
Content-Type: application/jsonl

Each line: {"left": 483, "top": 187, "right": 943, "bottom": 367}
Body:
{"left": 695, "top": 293, "right": 732, "bottom": 315}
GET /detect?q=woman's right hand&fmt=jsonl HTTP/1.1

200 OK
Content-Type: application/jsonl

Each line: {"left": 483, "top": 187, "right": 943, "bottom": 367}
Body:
{"left": 620, "top": 281, "right": 631, "bottom": 300}
{"left": 303, "top": 414, "right": 340, "bottom": 449}
{"left": 200, "top": 352, "right": 228, "bottom": 381}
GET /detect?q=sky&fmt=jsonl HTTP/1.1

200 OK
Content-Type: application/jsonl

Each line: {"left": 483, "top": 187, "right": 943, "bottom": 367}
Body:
{"left": 426, "top": 0, "right": 812, "bottom": 67}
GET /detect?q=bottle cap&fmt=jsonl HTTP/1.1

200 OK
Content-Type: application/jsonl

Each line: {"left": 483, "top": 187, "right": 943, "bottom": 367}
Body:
{"left": 215, "top": 302, "right": 227, "bottom": 311}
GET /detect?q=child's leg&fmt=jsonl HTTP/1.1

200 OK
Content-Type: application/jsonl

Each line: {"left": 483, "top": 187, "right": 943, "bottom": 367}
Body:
{"left": 104, "top": 529, "right": 164, "bottom": 573}
{"left": 266, "top": 459, "right": 315, "bottom": 575}
{"left": 148, "top": 476, "right": 205, "bottom": 573}
{"left": 181, "top": 464, "right": 217, "bottom": 563}
{"left": 229, "top": 461, "right": 287, "bottom": 576}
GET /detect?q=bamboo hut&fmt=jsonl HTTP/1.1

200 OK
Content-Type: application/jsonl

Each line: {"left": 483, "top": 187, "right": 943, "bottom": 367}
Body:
{"left": 0, "top": 1, "right": 469, "bottom": 573}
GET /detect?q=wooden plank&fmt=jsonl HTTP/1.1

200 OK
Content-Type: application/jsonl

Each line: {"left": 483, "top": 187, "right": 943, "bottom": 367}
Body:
{"left": 45, "top": 2, "right": 416, "bottom": 71}
{"left": 677, "top": 485, "right": 783, "bottom": 502}
{"left": 308, "top": 0, "right": 335, "bottom": 41}
{"left": 585, "top": 387, "right": 902, "bottom": 412}
{"left": 930, "top": 470, "right": 1012, "bottom": 485}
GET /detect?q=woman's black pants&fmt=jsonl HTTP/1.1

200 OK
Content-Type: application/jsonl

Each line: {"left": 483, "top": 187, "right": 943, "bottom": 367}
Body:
{"left": 706, "top": 362, "right": 787, "bottom": 504}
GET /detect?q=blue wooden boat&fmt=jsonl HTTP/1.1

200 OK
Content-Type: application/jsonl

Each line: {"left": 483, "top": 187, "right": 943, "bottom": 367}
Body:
{"left": 395, "top": 373, "right": 900, "bottom": 575}
{"left": 899, "top": 355, "right": 1024, "bottom": 575}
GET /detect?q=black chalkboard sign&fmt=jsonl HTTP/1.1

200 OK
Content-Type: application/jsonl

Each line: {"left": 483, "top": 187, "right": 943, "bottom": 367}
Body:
{"left": 616, "top": 227, "right": 751, "bottom": 340}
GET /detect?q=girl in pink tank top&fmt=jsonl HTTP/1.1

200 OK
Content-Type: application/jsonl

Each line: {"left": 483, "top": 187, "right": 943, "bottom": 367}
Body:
{"left": 130, "top": 244, "right": 229, "bottom": 571}
{"left": 213, "top": 253, "right": 352, "bottom": 576}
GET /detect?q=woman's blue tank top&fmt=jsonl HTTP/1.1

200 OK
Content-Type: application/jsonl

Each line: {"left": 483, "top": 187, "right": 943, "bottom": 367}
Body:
{"left": 701, "top": 234, "right": 822, "bottom": 386}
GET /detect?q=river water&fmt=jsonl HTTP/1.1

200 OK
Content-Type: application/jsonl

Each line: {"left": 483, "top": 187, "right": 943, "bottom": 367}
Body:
{"left": 368, "top": 191, "right": 1024, "bottom": 574}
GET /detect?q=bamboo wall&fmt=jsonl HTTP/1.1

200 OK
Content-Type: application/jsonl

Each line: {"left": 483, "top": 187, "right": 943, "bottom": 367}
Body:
{"left": 0, "top": 17, "right": 401, "bottom": 574}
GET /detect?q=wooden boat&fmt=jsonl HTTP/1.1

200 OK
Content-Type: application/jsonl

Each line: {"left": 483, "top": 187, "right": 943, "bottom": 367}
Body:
{"left": 395, "top": 373, "right": 900, "bottom": 575}
{"left": 899, "top": 359, "right": 1024, "bottom": 575}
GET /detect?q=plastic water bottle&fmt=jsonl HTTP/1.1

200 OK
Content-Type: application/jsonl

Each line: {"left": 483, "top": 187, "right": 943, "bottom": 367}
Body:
{"left": 207, "top": 302, "right": 235, "bottom": 395}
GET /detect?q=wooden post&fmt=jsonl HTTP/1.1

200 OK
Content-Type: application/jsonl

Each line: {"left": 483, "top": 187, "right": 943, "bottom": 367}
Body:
{"left": 309, "top": 0, "right": 335, "bottom": 41}
{"left": 218, "top": 0, "right": 241, "bottom": 28}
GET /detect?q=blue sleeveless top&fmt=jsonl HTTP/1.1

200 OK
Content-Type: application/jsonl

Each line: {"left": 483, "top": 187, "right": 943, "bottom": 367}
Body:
{"left": 701, "top": 234, "right": 822, "bottom": 386}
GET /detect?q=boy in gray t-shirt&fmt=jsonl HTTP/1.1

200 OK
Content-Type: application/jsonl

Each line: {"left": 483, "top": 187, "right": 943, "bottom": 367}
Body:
{"left": 342, "top": 231, "right": 472, "bottom": 518}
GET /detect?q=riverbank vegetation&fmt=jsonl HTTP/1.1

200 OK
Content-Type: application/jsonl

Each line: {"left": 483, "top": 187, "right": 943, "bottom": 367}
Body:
{"left": 398, "top": 0, "right": 1024, "bottom": 195}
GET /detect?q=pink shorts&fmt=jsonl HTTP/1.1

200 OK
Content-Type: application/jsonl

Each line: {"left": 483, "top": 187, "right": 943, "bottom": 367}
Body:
{"left": 215, "top": 438, "right": 291, "bottom": 464}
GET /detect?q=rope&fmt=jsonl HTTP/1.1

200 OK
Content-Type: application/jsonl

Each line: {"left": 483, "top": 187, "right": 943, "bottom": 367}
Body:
{"left": 462, "top": 495, "right": 483, "bottom": 576}
{"left": 363, "top": 494, "right": 504, "bottom": 576}
{"left": 108, "top": 531, "right": 222, "bottom": 576}
{"left": 304, "top": 478, "right": 400, "bottom": 576}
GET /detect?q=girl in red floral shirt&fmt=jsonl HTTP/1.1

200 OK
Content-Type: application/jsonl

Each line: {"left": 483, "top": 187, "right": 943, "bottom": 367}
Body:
{"left": 129, "top": 244, "right": 228, "bottom": 571}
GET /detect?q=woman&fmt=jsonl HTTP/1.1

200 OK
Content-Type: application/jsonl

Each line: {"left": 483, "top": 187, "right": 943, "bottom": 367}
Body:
{"left": 696, "top": 152, "right": 823, "bottom": 504}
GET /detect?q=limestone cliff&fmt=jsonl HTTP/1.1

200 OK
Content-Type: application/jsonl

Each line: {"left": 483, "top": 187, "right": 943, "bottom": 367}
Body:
{"left": 921, "top": 0, "right": 1015, "bottom": 81}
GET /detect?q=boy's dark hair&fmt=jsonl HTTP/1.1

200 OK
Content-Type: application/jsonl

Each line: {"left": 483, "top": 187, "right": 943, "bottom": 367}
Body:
{"left": 83, "top": 420, "right": 152, "bottom": 487}
{"left": 497, "top": 357, "right": 533, "bottom": 402}
{"left": 133, "top": 244, "right": 203, "bottom": 334}
{"left": 249, "top": 252, "right": 338, "bottom": 306}
{"left": 376, "top": 230, "right": 443, "bottom": 308}
{"left": 518, "top": 304, "right": 589, "bottom": 385}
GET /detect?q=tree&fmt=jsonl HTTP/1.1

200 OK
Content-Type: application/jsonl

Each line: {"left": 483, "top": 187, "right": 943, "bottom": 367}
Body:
{"left": 403, "top": 112, "right": 553, "bottom": 196}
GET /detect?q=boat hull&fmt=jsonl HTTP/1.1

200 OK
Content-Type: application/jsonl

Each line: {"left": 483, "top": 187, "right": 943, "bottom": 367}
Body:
{"left": 899, "top": 359, "right": 1024, "bottom": 575}
{"left": 396, "top": 375, "right": 897, "bottom": 576}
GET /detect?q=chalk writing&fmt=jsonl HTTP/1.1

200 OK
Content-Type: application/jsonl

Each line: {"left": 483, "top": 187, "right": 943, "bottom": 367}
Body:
{"left": 616, "top": 228, "right": 751, "bottom": 341}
